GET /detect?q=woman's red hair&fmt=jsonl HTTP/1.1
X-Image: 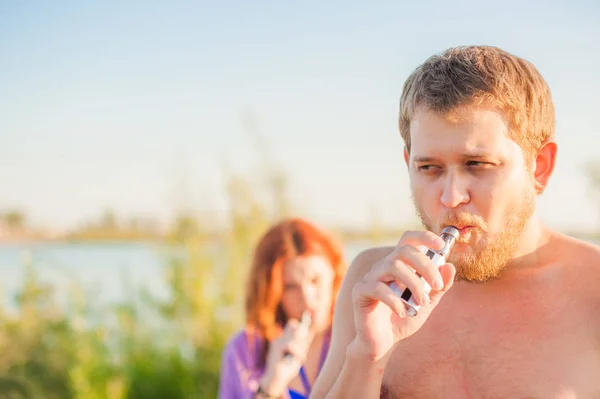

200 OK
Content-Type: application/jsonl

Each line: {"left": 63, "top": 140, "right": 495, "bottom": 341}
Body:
{"left": 244, "top": 217, "right": 347, "bottom": 367}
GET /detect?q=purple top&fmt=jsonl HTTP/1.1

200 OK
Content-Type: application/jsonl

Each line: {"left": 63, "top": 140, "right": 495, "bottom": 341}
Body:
{"left": 219, "top": 330, "right": 268, "bottom": 399}
{"left": 218, "top": 329, "right": 330, "bottom": 399}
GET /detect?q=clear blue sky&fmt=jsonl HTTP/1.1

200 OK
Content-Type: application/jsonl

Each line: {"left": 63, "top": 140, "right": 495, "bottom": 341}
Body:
{"left": 1, "top": 0, "right": 600, "bottom": 232}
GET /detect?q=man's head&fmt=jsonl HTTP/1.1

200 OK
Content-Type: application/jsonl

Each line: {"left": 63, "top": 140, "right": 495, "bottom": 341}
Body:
{"left": 399, "top": 45, "right": 557, "bottom": 281}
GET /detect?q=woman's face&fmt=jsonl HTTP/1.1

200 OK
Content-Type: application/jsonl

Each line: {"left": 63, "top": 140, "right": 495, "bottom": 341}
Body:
{"left": 280, "top": 255, "right": 335, "bottom": 332}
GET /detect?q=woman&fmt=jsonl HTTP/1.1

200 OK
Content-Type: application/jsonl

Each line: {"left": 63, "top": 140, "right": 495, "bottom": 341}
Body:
{"left": 218, "top": 217, "right": 347, "bottom": 399}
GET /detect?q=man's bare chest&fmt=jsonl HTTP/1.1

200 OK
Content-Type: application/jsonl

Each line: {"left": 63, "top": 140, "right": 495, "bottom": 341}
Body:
{"left": 381, "top": 296, "right": 600, "bottom": 398}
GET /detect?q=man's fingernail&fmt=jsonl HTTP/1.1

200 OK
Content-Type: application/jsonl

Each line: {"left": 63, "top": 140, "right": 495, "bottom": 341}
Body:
{"left": 434, "top": 276, "right": 444, "bottom": 290}
{"left": 421, "top": 293, "right": 430, "bottom": 306}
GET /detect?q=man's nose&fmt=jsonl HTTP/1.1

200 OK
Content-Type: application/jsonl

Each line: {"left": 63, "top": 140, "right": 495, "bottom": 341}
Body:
{"left": 440, "top": 173, "right": 470, "bottom": 209}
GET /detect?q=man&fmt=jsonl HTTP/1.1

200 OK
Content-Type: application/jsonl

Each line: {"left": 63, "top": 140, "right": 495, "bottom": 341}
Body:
{"left": 309, "top": 45, "right": 600, "bottom": 398}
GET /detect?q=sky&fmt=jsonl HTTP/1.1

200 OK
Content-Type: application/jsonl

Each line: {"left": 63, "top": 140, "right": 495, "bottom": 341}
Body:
{"left": 1, "top": 0, "right": 600, "bottom": 233}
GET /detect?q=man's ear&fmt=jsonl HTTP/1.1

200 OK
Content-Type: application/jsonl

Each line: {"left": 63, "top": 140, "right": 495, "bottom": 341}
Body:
{"left": 533, "top": 140, "right": 557, "bottom": 194}
{"left": 404, "top": 146, "right": 410, "bottom": 167}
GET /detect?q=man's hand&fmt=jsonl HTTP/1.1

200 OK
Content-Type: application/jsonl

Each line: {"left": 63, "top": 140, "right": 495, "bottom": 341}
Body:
{"left": 350, "top": 230, "right": 456, "bottom": 363}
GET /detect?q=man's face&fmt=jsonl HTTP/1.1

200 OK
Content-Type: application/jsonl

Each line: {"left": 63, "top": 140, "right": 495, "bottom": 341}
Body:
{"left": 405, "top": 106, "right": 536, "bottom": 282}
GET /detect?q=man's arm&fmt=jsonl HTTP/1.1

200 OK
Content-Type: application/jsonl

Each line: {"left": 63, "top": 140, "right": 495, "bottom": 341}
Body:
{"left": 310, "top": 247, "right": 394, "bottom": 399}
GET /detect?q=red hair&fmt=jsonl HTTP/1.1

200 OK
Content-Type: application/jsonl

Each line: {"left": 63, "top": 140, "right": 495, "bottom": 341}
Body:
{"left": 244, "top": 217, "right": 346, "bottom": 367}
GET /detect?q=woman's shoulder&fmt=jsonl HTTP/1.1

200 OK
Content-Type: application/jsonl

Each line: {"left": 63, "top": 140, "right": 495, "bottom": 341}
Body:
{"left": 219, "top": 328, "right": 266, "bottom": 397}
{"left": 222, "top": 328, "right": 264, "bottom": 363}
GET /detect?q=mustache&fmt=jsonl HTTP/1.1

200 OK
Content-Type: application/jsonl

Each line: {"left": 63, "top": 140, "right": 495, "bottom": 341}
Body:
{"left": 439, "top": 213, "right": 488, "bottom": 232}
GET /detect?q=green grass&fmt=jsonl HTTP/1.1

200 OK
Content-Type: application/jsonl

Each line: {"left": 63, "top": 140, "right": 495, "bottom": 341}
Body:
{"left": 0, "top": 247, "right": 226, "bottom": 399}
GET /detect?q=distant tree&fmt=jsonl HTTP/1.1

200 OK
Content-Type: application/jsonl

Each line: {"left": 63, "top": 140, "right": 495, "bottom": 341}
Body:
{"left": 170, "top": 213, "right": 199, "bottom": 242}
{"left": 366, "top": 202, "right": 385, "bottom": 243}
{"left": 587, "top": 162, "right": 600, "bottom": 191}
{"left": 129, "top": 217, "right": 140, "bottom": 231}
{"left": 585, "top": 161, "right": 600, "bottom": 230}
{"left": 99, "top": 209, "right": 118, "bottom": 229}
{"left": 3, "top": 210, "right": 26, "bottom": 229}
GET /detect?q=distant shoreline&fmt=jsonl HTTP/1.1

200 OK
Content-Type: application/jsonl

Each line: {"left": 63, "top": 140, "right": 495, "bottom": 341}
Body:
{"left": 1, "top": 230, "right": 599, "bottom": 245}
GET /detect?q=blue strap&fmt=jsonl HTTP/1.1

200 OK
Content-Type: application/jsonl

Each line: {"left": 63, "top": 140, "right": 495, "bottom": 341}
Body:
{"left": 295, "top": 329, "right": 331, "bottom": 397}
{"left": 288, "top": 388, "right": 306, "bottom": 399}
{"left": 299, "top": 366, "right": 311, "bottom": 393}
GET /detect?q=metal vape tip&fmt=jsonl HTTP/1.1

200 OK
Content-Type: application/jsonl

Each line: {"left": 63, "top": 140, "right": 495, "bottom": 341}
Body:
{"left": 441, "top": 226, "right": 459, "bottom": 239}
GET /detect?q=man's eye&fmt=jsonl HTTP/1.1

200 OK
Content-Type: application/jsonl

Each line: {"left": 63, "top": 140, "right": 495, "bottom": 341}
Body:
{"left": 417, "top": 165, "right": 439, "bottom": 171}
{"left": 466, "top": 160, "right": 490, "bottom": 167}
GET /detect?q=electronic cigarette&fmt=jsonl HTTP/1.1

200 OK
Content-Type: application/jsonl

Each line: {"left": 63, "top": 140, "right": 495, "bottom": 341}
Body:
{"left": 283, "top": 311, "right": 312, "bottom": 360}
{"left": 389, "top": 226, "right": 459, "bottom": 317}
{"left": 298, "top": 310, "right": 312, "bottom": 330}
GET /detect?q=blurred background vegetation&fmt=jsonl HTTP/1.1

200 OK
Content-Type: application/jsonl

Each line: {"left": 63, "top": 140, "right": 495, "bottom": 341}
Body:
{"left": 0, "top": 161, "right": 291, "bottom": 399}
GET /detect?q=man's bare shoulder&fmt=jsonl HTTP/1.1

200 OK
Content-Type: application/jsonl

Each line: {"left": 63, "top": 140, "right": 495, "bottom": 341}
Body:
{"left": 345, "top": 245, "right": 395, "bottom": 283}
{"left": 549, "top": 231, "right": 600, "bottom": 267}
{"left": 553, "top": 233, "right": 600, "bottom": 339}
{"left": 547, "top": 232, "right": 600, "bottom": 307}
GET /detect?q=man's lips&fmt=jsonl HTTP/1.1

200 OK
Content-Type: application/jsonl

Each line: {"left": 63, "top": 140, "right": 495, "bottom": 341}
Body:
{"left": 444, "top": 225, "right": 476, "bottom": 237}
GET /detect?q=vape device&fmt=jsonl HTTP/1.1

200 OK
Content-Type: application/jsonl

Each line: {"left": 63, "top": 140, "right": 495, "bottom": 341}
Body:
{"left": 298, "top": 310, "right": 312, "bottom": 330}
{"left": 283, "top": 311, "right": 312, "bottom": 360}
{"left": 389, "top": 226, "right": 459, "bottom": 317}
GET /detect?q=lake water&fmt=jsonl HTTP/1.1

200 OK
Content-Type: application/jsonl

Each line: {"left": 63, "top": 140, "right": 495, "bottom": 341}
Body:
{"left": 0, "top": 241, "right": 381, "bottom": 311}
{"left": 1, "top": 236, "right": 597, "bottom": 313}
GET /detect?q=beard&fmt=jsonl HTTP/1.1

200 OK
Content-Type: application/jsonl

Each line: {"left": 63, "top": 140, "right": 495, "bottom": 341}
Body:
{"left": 413, "top": 186, "right": 535, "bottom": 282}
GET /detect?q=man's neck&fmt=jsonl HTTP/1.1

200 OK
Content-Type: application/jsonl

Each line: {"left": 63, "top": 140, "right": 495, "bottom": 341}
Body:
{"left": 505, "top": 216, "right": 550, "bottom": 271}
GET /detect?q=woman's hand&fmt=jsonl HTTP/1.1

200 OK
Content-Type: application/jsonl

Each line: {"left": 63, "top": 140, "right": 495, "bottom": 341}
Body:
{"left": 258, "top": 317, "right": 315, "bottom": 397}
